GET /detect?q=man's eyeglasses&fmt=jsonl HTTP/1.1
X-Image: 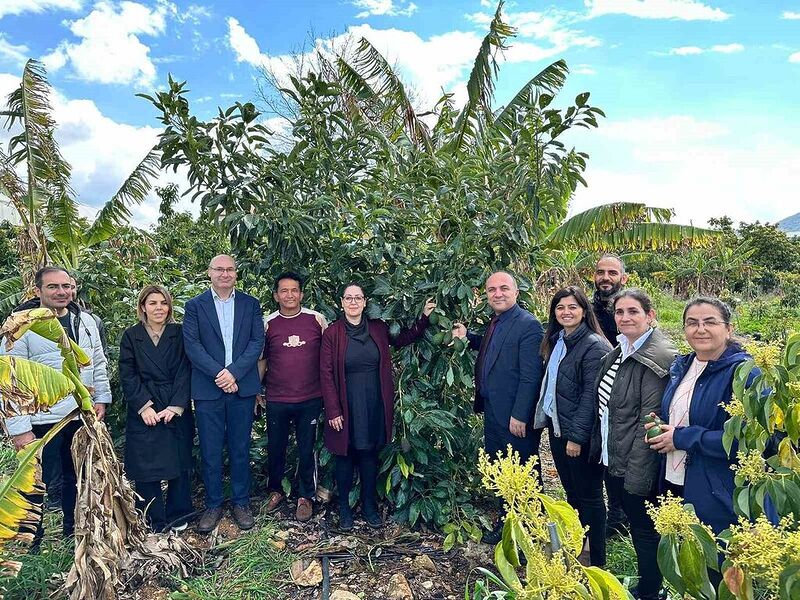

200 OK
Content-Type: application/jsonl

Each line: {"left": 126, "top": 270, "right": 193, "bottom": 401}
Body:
{"left": 210, "top": 267, "right": 237, "bottom": 274}
{"left": 684, "top": 319, "right": 727, "bottom": 330}
{"left": 343, "top": 295, "right": 365, "bottom": 303}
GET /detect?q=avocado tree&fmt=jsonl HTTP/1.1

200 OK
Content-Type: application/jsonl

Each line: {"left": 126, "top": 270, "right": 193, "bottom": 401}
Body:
{"left": 143, "top": 2, "right": 716, "bottom": 535}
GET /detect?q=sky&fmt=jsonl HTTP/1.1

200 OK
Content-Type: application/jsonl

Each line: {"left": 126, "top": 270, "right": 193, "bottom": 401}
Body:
{"left": 1, "top": 0, "right": 799, "bottom": 229}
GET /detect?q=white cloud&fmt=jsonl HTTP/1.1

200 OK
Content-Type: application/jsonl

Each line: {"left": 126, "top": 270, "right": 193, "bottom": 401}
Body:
{"left": 0, "top": 35, "right": 29, "bottom": 66}
{"left": 790, "top": 52, "right": 800, "bottom": 64}
{"left": 42, "top": 1, "right": 169, "bottom": 87}
{"left": 782, "top": 11, "right": 800, "bottom": 20}
{"left": 0, "top": 0, "right": 82, "bottom": 19}
{"left": 573, "top": 116, "right": 800, "bottom": 225}
{"left": 585, "top": 0, "right": 730, "bottom": 21}
{"left": 350, "top": 0, "right": 418, "bottom": 18}
{"left": 667, "top": 43, "right": 743, "bottom": 55}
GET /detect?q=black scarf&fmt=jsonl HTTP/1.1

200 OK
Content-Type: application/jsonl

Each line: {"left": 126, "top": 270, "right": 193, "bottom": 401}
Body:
{"left": 344, "top": 315, "right": 370, "bottom": 343}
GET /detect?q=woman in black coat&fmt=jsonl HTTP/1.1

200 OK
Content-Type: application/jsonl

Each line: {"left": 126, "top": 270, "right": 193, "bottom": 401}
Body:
{"left": 534, "top": 286, "right": 611, "bottom": 567}
{"left": 119, "top": 285, "right": 194, "bottom": 532}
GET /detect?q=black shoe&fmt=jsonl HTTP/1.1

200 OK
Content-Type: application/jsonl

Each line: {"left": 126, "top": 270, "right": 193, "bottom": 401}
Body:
{"left": 482, "top": 524, "right": 503, "bottom": 545}
{"left": 363, "top": 511, "right": 383, "bottom": 529}
{"left": 630, "top": 586, "right": 667, "bottom": 600}
{"left": 339, "top": 506, "right": 354, "bottom": 531}
{"left": 232, "top": 504, "right": 255, "bottom": 530}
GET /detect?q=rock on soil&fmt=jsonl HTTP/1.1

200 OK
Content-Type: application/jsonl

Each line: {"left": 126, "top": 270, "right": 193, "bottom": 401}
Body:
{"left": 387, "top": 573, "right": 414, "bottom": 599}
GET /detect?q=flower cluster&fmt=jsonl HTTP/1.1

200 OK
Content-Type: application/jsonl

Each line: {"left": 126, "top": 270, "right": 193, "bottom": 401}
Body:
{"left": 478, "top": 445, "right": 541, "bottom": 517}
{"left": 523, "top": 549, "right": 590, "bottom": 599}
{"left": 744, "top": 341, "right": 781, "bottom": 372}
{"left": 726, "top": 516, "right": 798, "bottom": 592}
{"left": 733, "top": 450, "right": 770, "bottom": 484}
{"left": 647, "top": 492, "right": 713, "bottom": 542}
{"left": 722, "top": 396, "right": 745, "bottom": 418}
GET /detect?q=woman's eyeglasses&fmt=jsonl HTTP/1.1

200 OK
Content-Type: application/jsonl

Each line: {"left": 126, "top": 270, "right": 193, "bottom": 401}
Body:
{"left": 343, "top": 295, "right": 365, "bottom": 303}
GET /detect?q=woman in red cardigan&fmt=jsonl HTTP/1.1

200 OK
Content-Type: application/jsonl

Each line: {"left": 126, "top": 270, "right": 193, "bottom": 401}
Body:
{"left": 321, "top": 283, "right": 435, "bottom": 530}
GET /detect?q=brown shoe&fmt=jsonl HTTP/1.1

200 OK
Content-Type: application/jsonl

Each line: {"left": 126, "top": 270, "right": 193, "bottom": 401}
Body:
{"left": 196, "top": 507, "right": 223, "bottom": 534}
{"left": 296, "top": 497, "right": 313, "bottom": 522}
{"left": 265, "top": 491, "right": 284, "bottom": 513}
{"left": 233, "top": 504, "right": 255, "bottom": 530}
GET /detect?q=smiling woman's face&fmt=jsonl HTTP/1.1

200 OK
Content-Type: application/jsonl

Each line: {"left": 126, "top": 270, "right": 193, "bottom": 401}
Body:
{"left": 684, "top": 303, "right": 731, "bottom": 360}
{"left": 341, "top": 285, "right": 366, "bottom": 321}
{"left": 614, "top": 296, "right": 655, "bottom": 341}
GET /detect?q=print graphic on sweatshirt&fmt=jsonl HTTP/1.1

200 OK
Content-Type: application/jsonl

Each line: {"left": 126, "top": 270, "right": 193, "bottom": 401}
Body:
{"left": 283, "top": 335, "right": 306, "bottom": 348}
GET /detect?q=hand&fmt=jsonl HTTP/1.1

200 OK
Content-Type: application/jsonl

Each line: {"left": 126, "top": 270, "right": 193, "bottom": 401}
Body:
{"left": 12, "top": 431, "right": 36, "bottom": 451}
{"left": 646, "top": 423, "right": 677, "bottom": 453}
{"left": 566, "top": 441, "right": 582, "bottom": 458}
{"left": 157, "top": 409, "right": 177, "bottom": 424}
{"left": 451, "top": 323, "right": 467, "bottom": 339}
{"left": 215, "top": 368, "right": 236, "bottom": 389}
{"left": 222, "top": 382, "right": 239, "bottom": 394}
{"left": 422, "top": 298, "right": 436, "bottom": 317}
{"left": 94, "top": 403, "right": 106, "bottom": 421}
{"left": 509, "top": 416, "right": 527, "bottom": 438}
{"left": 141, "top": 406, "right": 160, "bottom": 426}
{"left": 329, "top": 416, "right": 344, "bottom": 431}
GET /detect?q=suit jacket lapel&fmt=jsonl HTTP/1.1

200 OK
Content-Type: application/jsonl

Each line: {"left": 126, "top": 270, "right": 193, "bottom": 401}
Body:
{"left": 201, "top": 290, "right": 225, "bottom": 343}
{"left": 134, "top": 323, "right": 171, "bottom": 380}
{"left": 484, "top": 306, "right": 519, "bottom": 375}
{"left": 232, "top": 292, "right": 246, "bottom": 347}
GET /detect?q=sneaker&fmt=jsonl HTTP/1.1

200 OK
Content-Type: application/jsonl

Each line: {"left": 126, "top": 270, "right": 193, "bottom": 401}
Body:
{"left": 264, "top": 491, "right": 284, "bottom": 513}
{"left": 233, "top": 504, "right": 255, "bottom": 530}
{"left": 296, "top": 498, "right": 313, "bottom": 522}
{"left": 171, "top": 522, "right": 188, "bottom": 533}
{"left": 197, "top": 507, "right": 223, "bottom": 534}
{"left": 339, "top": 505, "right": 354, "bottom": 531}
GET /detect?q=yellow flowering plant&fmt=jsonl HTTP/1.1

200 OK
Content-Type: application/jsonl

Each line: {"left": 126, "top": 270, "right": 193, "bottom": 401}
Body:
{"left": 651, "top": 333, "right": 800, "bottom": 600}
{"left": 470, "top": 446, "right": 632, "bottom": 600}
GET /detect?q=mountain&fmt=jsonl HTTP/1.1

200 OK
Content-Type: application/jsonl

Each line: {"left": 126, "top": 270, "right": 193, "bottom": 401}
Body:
{"left": 778, "top": 212, "right": 800, "bottom": 236}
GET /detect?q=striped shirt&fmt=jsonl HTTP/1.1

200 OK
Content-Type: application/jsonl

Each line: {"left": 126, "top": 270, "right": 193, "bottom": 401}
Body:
{"left": 598, "top": 353, "right": 623, "bottom": 466}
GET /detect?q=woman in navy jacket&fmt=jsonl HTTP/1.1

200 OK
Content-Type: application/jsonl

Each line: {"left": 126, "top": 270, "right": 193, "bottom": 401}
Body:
{"left": 646, "top": 297, "right": 753, "bottom": 535}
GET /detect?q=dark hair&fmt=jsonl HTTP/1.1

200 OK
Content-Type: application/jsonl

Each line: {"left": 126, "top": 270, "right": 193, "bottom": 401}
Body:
{"left": 597, "top": 253, "right": 626, "bottom": 274}
{"left": 273, "top": 271, "right": 304, "bottom": 292}
{"left": 34, "top": 266, "right": 70, "bottom": 289}
{"left": 541, "top": 286, "right": 604, "bottom": 358}
{"left": 682, "top": 296, "right": 732, "bottom": 325}
{"left": 340, "top": 282, "right": 365, "bottom": 298}
{"left": 612, "top": 288, "right": 654, "bottom": 313}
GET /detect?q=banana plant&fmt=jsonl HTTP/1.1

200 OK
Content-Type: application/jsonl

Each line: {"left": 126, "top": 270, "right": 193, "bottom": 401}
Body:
{"left": 1, "top": 308, "right": 188, "bottom": 599}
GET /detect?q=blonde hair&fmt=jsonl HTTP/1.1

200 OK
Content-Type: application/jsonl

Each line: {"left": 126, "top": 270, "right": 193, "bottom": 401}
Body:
{"left": 137, "top": 285, "right": 175, "bottom": 324}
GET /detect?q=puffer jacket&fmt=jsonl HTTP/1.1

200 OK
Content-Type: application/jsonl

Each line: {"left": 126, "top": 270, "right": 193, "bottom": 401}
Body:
{"left": 534, "top": 322, "right": 611, "bottom": 445}
{"left": 660, "top": 344, "right": 755, "bottom": 534}
{"left": 2, "top": 298, "right": 112, "bottom": 435}
{"left": 590, "top": 328, "right": 677, "bottom": 496}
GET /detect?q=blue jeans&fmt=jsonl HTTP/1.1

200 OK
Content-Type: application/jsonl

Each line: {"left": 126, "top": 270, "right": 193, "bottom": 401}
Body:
{"left": 195, "top": 394, "right": 255, "bottom": 509}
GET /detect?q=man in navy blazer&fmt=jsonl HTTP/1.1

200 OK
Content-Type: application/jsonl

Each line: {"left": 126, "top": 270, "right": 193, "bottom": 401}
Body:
{"left": 183, "top": 254, "right": 264, "bottom": 533}
{"left": 453, "top": 271, "right": 544, "bottom": 542}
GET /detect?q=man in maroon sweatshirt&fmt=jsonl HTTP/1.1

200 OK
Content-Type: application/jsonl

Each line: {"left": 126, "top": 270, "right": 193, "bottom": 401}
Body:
{"left": 257, "top": 272, "right": 328, "bottom": 521}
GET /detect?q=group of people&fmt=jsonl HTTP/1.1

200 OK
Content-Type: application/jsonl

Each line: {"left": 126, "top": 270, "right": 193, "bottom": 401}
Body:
{"left": 3, "top": 254, "right": 752, "bottom": 600}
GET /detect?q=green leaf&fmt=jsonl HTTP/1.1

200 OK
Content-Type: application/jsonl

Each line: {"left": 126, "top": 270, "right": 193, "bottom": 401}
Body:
{"left": 493, "top": 536, "right": 521, "bottom": 590}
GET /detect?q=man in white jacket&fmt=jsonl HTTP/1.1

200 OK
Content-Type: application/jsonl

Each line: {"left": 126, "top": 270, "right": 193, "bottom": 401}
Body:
{"left": 2, "top": 266, "right": 112, "bottom": 540}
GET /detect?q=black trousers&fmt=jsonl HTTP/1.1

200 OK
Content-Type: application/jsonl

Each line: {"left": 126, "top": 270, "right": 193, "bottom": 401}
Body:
{"left": 335, "top": 449, "right": 379, "bottom": 516}
{"left": 266, "top": 398, "right": 321, "bottom": 500}
{"left": 484, "top": 413, "right": 542, "bottom": 481}
{"left": 607, "top": 476, "right": 662, "bottom": 599}
{"left": 135, "top": 471, "right": 193, "bottom": 532}
{"left": 30, "top": 419, "right": 81, "bottom": 540}
{"left": 605, "top": 470, "right": 628, "bottom": 528}
{"left": 549, "top": 429, "right": 607, "bottom": 566}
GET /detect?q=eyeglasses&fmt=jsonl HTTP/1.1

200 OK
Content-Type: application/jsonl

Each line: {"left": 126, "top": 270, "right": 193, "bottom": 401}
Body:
{"left": 343, "top": 295, "right": 365, "bottom": 303}
{"left": 684, "top": 319, "right": 727, "bottom": 330}
{"left": 210, "top": 267, "right": 237, "bottom": 274}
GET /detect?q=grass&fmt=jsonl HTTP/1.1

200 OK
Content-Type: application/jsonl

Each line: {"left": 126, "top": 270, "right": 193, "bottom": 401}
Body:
{"left": 169, "top": 516, "right": 294, "bottom": 600}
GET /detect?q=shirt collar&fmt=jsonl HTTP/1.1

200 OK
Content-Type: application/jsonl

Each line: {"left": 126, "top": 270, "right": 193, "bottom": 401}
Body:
{"left": 211, "top": 287, "right": 236, "bottom": 302}
{"left": 618, "top": 327, "right": 653, "bottom": 358}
